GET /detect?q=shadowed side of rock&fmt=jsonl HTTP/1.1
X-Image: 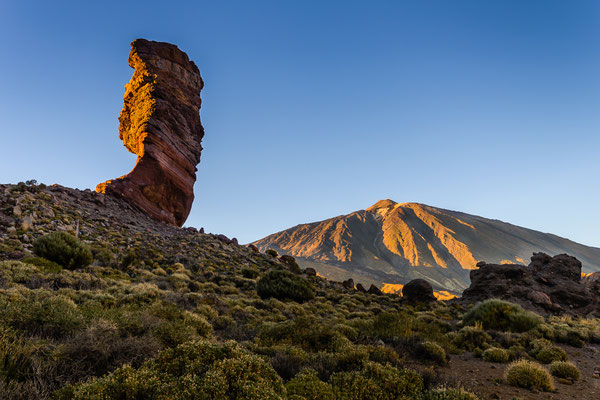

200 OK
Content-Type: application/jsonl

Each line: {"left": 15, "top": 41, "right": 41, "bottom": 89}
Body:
{"left": 97, "top": 39, "right": 204, "bottom": 226}
{"left": 461, "top": 252, "right": 600, "bottom": 316}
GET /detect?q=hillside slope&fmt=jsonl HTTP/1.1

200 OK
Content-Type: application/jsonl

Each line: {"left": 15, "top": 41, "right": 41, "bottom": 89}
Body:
{"left": 254, "top": 199, "right": 600, "bottom": 294}
{"left": 1, "top": 183, "right": 600, "bottom": 400}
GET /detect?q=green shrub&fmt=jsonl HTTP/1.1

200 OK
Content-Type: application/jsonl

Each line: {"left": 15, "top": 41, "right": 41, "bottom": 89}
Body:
{"left": 55, "top": 340, "right": 285, "bottom": 400}
{"left": 365, "top": 345, "right": 401, "bottom": 366}
{"left": 242, "top": 267, "right": 259, "bottom": 279}
{"left": 462, "top": 299, "right": 543, "bottom": 332}
{"left": 367, "top": 311, "right": 415, "bottom": 341}
{"left": 33, "top": 232, "right": 92, "bottom": 269}
{"left": 549, "top": 361, "right": 580, "bottom": 381}
{"left": 266, "top": 249, "right": 279, "bottom": 257}
{"left": 0, "top": 291, "right": 84, "bottom": 338}
{"left": 329, "top": 362, "right": 423, "bottom": 400}
{"left": 257, "top": 270, "right": 315, "bottom": 303}
{"left": 22, "top": 256, "right": 62, "bottom": 273}
{"left": 504, "top": 359, "right": 554, "bottom": 391}
{"left": 0, "top": 325, "right": 43, "bottom": 382}
{"left": 421, "top": 386, "right": 480, "bottom": 400}
{"left": 453, "top": 326, "right": 491, "bottom": 351}
{"left": 258, "top": 316, "right": 341, "bottom": 352}
{"left": 554, "top": 325, "right": 587, "bottom": 347}
{"left": 417, "top": 341, "right": 447, "bottom": 365}
{"left": 529, "top": 339, "right": 567, "bottom": 364}
{"left": 482, "top": 347, "right": 509, "bottom": 363}
{"left": 286, "top": 369, "right": 334, "bottom": 400}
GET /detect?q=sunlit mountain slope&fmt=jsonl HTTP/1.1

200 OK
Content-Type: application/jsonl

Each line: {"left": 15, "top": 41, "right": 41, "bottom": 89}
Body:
{"left": 254, "top": 200, "right": 600, "bottom": 294}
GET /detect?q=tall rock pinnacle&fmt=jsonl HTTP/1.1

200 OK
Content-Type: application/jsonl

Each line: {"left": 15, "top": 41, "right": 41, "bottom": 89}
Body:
{"left": 97, "top": 39, "right": 204, "bottom": 226}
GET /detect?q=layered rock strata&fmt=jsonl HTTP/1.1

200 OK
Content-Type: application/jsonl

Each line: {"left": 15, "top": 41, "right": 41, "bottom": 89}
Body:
{"left": 97, "top": 39, "right": 204, "bottom": 226}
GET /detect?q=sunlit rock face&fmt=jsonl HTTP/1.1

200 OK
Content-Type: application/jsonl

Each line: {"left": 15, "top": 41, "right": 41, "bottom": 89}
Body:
{"left": 97, "top": 39, "right": 204, "bottom": 226}
{"left": 253, "top": 200, "right": 600, "bottom": 294}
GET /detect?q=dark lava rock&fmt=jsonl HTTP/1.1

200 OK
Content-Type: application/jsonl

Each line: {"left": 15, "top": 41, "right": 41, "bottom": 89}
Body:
{"left": 356, "top": 283, "right": 366, "bottom": 293}
{"left": 303, "top": 267, "right": 317, "bottom": 276}
{"left": 368, "top": 284, "right": 383, "bottom": 296}
{"left": 279, "top": 255, "right": 301, "bottom": 273}
{"left": 402, "top": 279, "right": 436, "bottom": 303}
{"left": 462, "top": 252, "right": 599, "bottom": 316}
{"left": 342, "top": 278, "right": 355, "bottom": 290}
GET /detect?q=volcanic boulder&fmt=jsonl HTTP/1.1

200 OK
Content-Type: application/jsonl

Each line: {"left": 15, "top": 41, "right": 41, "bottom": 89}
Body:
{"left": 97, "top": 39, "right": 204, "bottom": 226}
{"left": 462, "top": 253, "right": 600, "bottom": 316}
{"left": 402, "top": 279, "right": 436, "bottom": 303}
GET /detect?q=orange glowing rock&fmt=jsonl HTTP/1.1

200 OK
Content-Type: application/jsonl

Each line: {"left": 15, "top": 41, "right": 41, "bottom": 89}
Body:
{"left": 97, "top": 39, "right": 204, "bottom": 226}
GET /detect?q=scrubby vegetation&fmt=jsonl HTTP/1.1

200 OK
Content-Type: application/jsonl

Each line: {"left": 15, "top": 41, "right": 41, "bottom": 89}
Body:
{"left": 504, "top": 359, "right": 554, "bottom": 391}
{"left": 257, "top": 270, "right": 315, "bottom": 303}
{"left": 529, "top": 339, "right": 568, "bottom": 364}
{"left": 1, "top": 183, "right": 600, "bottom": 399}
{"left": 482, "top": 347, "right": 509, "bottom": 363}
{"left": 461, "top": 299, "right": 542, "bottom": 333}
{"left": 417, "top": 341, "right": 447, "bottom": 365}
{"left": 33, "top": 232, "right": 92, "bottom": 269}
{"left": 421, "top": 386, "right": 480, "bottom": 400}
{"left": 549, "top": 361, "right": 580, "bottom": 381}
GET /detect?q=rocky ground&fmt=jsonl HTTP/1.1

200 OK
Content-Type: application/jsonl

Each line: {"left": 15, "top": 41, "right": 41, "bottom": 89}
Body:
{"left": 439, "top": 344, "right": 600, "bottom": 399}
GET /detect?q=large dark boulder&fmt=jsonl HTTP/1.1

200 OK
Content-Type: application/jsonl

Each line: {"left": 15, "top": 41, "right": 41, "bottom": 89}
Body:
{"left": 402, "top": 279, "right": 436, "bottom": 303}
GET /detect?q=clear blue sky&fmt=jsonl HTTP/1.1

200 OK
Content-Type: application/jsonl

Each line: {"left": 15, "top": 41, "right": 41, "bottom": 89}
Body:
{"left": 1, "top": 0, "right": 599, "bottom": 246}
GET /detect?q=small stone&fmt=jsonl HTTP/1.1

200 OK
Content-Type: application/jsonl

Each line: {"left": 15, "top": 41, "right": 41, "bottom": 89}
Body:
{"left": 40, "top": 205, "right": 55, "bottom": 218}
{"left": 13, "top": 205, "right": 22, "bottom": 217}
{"left": 21, "top": 215, "right": 35, "bottom": 231}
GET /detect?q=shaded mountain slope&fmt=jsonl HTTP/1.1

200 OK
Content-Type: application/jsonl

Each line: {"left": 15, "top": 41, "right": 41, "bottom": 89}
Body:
{"left": 253, "top": 200, "right": 600, "bottom": 294}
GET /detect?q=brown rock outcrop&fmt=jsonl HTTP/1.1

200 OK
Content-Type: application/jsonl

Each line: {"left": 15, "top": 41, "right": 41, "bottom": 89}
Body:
{"left": 461, "top": 252, "right": 600, "bottom": 316}
{"left": 97, "top": 39, "right": 204, "bottom": 226}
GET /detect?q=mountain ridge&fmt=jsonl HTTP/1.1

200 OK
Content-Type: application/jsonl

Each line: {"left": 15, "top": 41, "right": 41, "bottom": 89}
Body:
{"left": 253, "top": 200, "right": 600, "bottom": 294}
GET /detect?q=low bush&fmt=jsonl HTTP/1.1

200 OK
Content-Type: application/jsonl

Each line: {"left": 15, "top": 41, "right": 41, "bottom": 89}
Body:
{"left": 453, "top": 326, "right": 491, "bottom": 351}
{"left": 482, "top": 347, "right": 509, "bottom": 363}
{"left": 504, "top": 359, "right": 554, "bottom": 391}
{"left": 257, "top": 270, "right": 315, "bottom": 303}
{"left": 22, "top": 257, "right": 62, "bottom": 273}
{"left": 417, "top": 341, "right": 447, "bottom": 365}
{"left": 0, "top": 291, "right": 85, "bottom": 338}
{"left": 529, "top": 339, "right": 567, "bottom": 364}
{"left": 462, "top": 299, "right": 543, "bottom": 333}
{"left": 421, "top": 385, "right": 480, "bottom": 400}
{"left": 54, "top": 340, "right": 286, "bottom": 400}
{"left": 286, "top": 369, "right": 334, "bottom": 400}
{"left": 55, "top": 319, "right": 162, "bottom": 380}
{"left": 258, "top": 316, "right": 342, "bottom": 352}
{"left": 549, "top": 361, "right": 580, "bottom": 381}
{"left": 241, "top": 267, "right": 259, "bottom": 279}
{"left": 329, "top": 362, "right": 423, "bottom": 400}
{"left": 365, "top": 311, "right": 416, "bottom": 342}
{"left": 33, "top": 232, "right": 92, "bottom": 269}
{"left": 266, "top": 249, "right": 279, "bottom": 257}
